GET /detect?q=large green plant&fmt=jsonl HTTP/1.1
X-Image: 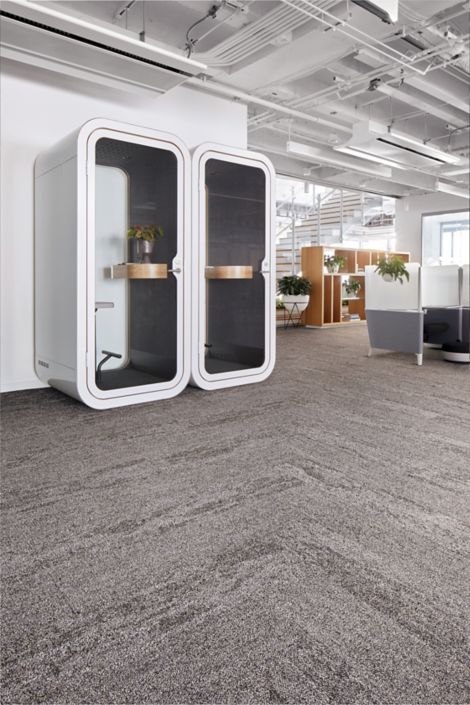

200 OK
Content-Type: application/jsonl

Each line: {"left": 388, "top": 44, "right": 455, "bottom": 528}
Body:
{"left": 375, "top": 255, "right": 409, "bottom": 284}
{"left": 127, "top": 224, "right": 164, "bottom": 241}
{"left": 278, "top": 275, "right": 312, "bottom": 296}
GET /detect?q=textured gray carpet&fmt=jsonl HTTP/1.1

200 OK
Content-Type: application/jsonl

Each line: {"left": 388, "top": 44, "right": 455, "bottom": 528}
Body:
{"left": 2, "top": 327, "right": 470, "bottom": 705}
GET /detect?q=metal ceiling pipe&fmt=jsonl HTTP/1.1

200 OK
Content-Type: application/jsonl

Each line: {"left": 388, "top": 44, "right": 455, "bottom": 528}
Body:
{"left": 197, "top": 0, "right": 339, "bottom": 66}
{"left": 196, "top": 4, "right": 305, "bottom": 64}
{"left": 281, "top": 0, "right": 442, "bottom": 75}
{"left": 186, "top": 76, "right": 351, "bottom": 132}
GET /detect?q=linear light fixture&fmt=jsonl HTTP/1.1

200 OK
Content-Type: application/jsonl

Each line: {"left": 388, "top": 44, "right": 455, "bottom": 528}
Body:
{"left": 436, "top": 181, "right": 470, "bottom": 198}
{"left": 286, "top": 140, "right": 392, "bottom": 178}
{"left": 1, "top": 0, "right": 208, "bottom": 73}
{"left": 385, "top": 130, "right": 462, "bottom": 165}
{"left": 334, "top": 145, "right": 408, "bottom": 170}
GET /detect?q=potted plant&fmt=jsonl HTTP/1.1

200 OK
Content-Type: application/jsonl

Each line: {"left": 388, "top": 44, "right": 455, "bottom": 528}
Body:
{"left": 278, "top": 275, "right": 312, "bottom": 313}
{"left": 127, "top": 224, "right": 164, "bottom": 264}
{"left": 344, "top": 279, "right": 361, "bottom": 297}
{"left": 324, "top": 254, "right": 346, "bottom": 273}
{"left": 375, "top": 255, "right": 409, "bottom": 283}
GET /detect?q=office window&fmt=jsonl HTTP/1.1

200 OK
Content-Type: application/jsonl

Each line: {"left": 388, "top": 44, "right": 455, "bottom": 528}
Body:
{"left": 422, "top": 211, "right": 470, "bottom": 265}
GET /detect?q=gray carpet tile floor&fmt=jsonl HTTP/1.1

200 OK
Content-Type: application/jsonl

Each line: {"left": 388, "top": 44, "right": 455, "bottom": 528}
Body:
{"left": 1, "top": 326, "right": 470, "bottom": 705}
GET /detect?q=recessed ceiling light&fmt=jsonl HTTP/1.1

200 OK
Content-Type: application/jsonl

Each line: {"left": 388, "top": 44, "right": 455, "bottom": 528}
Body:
{"left": 335, "top": 145, "right": 408, "bottom": 170}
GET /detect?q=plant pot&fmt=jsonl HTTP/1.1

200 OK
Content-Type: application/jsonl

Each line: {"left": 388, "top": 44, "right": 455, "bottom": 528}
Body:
{"left": 128, "top": 236, "right": 140, "bottom": 263}
{"left": 283, "top": 295, "right": 310, "bottom": 314}
{"left": 382, "top": 273, "right": 394, "bottom": 282}
{"left": 140, "top": 239, "right": 155, "bottom": 264}
{"left": 326, "top": 265, "right": 339, "bottom": 274}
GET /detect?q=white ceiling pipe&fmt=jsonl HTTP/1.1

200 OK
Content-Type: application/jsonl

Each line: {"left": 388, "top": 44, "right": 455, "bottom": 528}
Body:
{"left": 303, "top": 42, "right": 470, "bottom": 112}
{"left": 244, "top": 61, "right": 390, "bottom": 132}
{"left": 201, "top": 2, "right": 340, "bottom": 66}
{"left": 186, "top": 76, "right": 352, "bottom": 132}
{"left": 353, "top": 47, "right": 470, "bottom": 114}
{"left": 208, "top": 15, "right": 310, "bottom": 64}
{"left": 281, "top": 0, "right": 431, "bottom": 75}
{"left": 196, "top": 3, "right": 314, "bottom": 65}
{"left": 302, "top": 0, "right": 470, "bottom": 73}
{"left": 258, "top": 123, "right": 343, "bottom": 148}
{"left": 205, "top": 11, "right": 299, "bottom": 60}
{"left": 375, "top": 83, "right": 468, "bottom": 129}
{"left": 270, "top": 37, "right": 466, "bottom": 119}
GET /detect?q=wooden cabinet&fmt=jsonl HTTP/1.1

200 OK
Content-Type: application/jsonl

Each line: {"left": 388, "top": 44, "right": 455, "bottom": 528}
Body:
{"left": 300, "top": 246, "right": 410, "bottom": 327}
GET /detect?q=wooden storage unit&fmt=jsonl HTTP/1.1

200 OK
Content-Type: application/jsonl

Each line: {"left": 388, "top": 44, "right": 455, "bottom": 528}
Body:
{"left": 300, "top": 246, "right": 410, "bottom": 327}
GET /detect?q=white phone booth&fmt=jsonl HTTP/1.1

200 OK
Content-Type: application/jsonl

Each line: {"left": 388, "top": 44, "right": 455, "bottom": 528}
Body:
{"left": 35, "top": 119, "right": 190, "bottom": 409}
{"left": 191, "top": 144, "right": 276, "bottom": 390}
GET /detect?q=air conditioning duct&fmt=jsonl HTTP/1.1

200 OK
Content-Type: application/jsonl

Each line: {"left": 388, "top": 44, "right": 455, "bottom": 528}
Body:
{"left": 0, "top": 0, "right": 207, "bottom": 94}
{"left": 343, "top": 120, "right": 462, "bottom": 166}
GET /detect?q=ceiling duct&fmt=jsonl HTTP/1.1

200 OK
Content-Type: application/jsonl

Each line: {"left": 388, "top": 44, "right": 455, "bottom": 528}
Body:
{"left": 350, "top": 0, "right": 398, "bottom": 24}
{"left": 0, "top": 0, "right": 207, "bottom": 94}
{"left": 343, "top": 121, "right": 462, "bottom": 167}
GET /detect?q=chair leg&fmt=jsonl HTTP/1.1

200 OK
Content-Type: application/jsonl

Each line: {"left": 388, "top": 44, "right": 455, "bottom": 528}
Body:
{"left": 416, "top": 353, "right": 423, "bottom": 366}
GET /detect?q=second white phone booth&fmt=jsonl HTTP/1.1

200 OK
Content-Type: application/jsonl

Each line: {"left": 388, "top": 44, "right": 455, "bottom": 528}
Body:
{"left": 191, "top": 144, "right": 276, "bottom": 390}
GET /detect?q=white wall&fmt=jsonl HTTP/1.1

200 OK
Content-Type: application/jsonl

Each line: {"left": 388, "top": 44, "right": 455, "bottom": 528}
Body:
{"left": 0, "top": 62, "right": 247, "bottom": 392}
{"left": 395, "top": 192, "right": 469, "bottom": 262}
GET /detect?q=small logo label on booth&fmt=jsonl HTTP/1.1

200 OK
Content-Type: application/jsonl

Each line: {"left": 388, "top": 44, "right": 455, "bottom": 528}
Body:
{"left": 38, "top": 359, "right": 50, "bottom": 369}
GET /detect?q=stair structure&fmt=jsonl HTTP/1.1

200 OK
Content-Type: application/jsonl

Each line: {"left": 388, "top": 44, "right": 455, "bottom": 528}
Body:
{"left": 276, "top": 189, "right": 395, "bottom": 280}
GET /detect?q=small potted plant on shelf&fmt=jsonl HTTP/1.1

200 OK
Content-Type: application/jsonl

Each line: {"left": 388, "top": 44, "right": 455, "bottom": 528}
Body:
{"left": 127, "top": 224, "right": 164, "bottom": 264}
{"left": 344, "top": 279, "right": 361, "bottom": 298}
{"left": 324, "top": 254, "right": 346, "bottom": 273}
{"left": 278, "top": 275, "right": 312, "bottom": 314}
{"left": 375, "top": 255, "right": 409, "bottom": 284}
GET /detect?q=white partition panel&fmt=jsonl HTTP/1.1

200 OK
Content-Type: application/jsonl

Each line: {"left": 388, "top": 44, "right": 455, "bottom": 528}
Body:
{"left": 95, "top": 166, "right": 128, "bottom": 369}
{"left": 462, "top": 265, "right": 469, "bottom": 307}
{"left": 365, "top": 263, "right": 420, "bottom": 311}
{"left": 421, "top": 265, "right": 460, "bottom": 308}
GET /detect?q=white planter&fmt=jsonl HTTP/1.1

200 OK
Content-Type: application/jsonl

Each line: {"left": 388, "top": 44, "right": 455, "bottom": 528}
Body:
{"left": 382, "top": 273, "right": 394, "bottom": 282}
{"left": 283, "top": 295, "right": 310, "bottom": 313}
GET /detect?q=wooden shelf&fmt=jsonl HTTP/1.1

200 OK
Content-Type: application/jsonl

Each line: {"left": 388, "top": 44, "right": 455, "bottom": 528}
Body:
{"left": 301, "top": 245, "right": 410, "bottom": 327}
{"left": 111, "top": 263, "right": 168, "bottom": 279}
{"left": 205, "top": 265, "right": 253, "bottom": 280}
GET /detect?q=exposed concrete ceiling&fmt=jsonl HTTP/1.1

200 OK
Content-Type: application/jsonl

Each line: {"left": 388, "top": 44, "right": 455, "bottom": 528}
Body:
{"left": 2, "top": 0, "right": 469, "bottom": 197}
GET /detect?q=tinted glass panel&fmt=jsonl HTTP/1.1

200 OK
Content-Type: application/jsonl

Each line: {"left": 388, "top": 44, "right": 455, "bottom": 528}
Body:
{"left": 204, "top": 159, "right": 266, "bottom": 375}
